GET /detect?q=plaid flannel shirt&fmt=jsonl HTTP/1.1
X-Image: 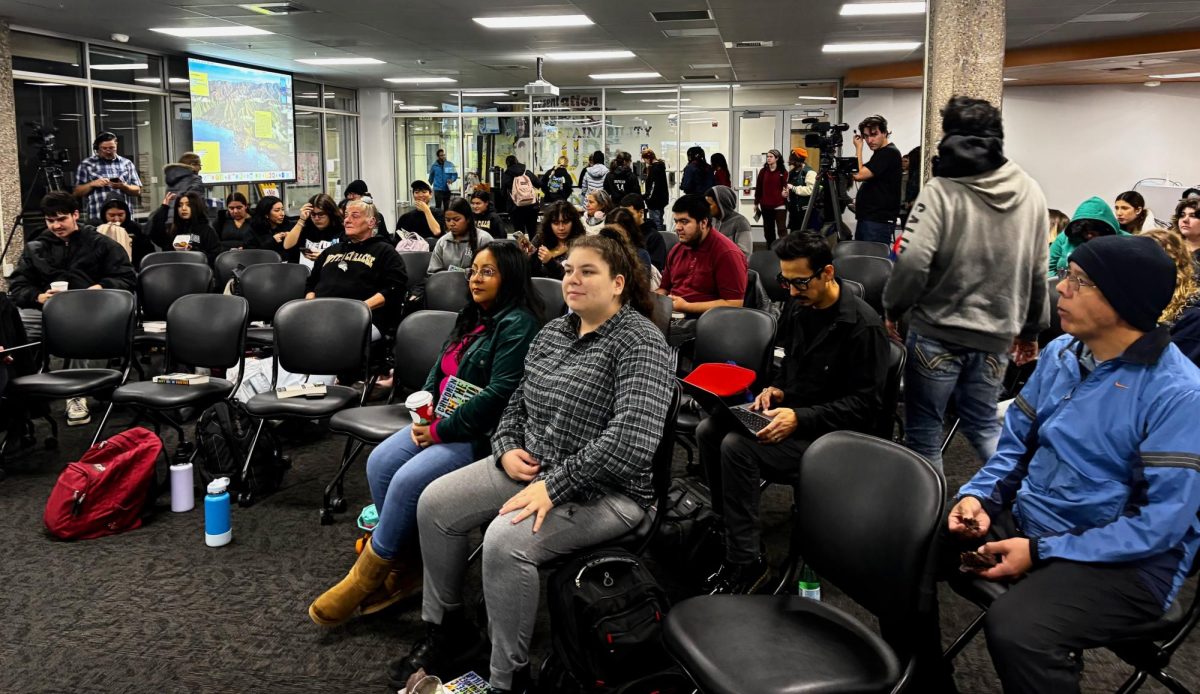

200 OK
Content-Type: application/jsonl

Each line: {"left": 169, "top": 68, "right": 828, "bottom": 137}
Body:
{"left": 492, "top": 303, "right": 672, "bottom": 508}
{"left": 75, "top": 154, "right": 142, "bottom": 221}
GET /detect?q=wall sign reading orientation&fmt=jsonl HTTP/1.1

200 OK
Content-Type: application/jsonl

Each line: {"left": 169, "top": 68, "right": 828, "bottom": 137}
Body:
{"left": 187, "top": 57, "right": 297, "bottom": 184}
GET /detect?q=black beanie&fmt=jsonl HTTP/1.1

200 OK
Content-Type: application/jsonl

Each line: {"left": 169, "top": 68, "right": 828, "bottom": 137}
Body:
{"left": 344, "top": 179, "right": 369, "bottom": 197}
{"left": 1068, "top": 235, "right": 1176, "bottom": 332}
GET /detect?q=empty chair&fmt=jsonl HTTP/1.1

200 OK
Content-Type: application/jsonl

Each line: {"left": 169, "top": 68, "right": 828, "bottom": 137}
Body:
{"left": 399, "top": 251, "right": 432, "bottom": 290}
{"left": 109, "top": 294, "right": 249, "bottom": 449}
{"left": 665, "top": 431, "right": 945, "bottom": 694}
{"left": 239, "top": 262, "right": 309, "bottom": 348}
{"left": 532, "top": 277, "right": 566, "bottom": 318}
{"left": 239, "top": 298, "right": 371, "bottom": 505}
{"left": 424, "top": 270, "right": 472, "bottom": 313}
{"left": 323, "top": 310, "right": 459, "bottom": 523}
{"left": 749, "top": 250, "right": 787, "bottom": 304}
{"left": 660, "top": 230, "right": 679, "bottom": 254}
{"left": 841, "top": 277, "right": 866, "bottom": 299}
{"left": 833, "top": 254, "right": 892, "bottom": 315}
{"left": 213, "top": 248, "right": 281, "bottom": 290}
{"left": 8, "top": 289, "right": 136, "bottom": 448}
{"left": 135, "top": 263, "right": 214, "bottom": 347}
{"left": 140, "top": 250, "right": 208, "bottom": 271}
{"left": 833, "top": 239, "right": 891, "bottom": 259}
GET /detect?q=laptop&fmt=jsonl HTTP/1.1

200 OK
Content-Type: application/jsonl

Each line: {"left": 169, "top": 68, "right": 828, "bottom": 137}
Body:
{"left": 680, "top": 379, "right": 774, "bottom": 436}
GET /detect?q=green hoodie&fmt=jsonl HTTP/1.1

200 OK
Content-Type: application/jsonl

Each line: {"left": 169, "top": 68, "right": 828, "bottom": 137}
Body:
{"left": 1047, "top": 196, "right": 1128, "bottom": 277}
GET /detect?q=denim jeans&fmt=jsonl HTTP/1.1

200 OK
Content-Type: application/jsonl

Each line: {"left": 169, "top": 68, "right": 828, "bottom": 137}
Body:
{"left": 903, "top": 331, "right": 1009, "bottom": 471}
{"left": 646, "top": 208, "right": 666, "bottom": 231}
{"left": 365, "top": 424, "right": 475, "bottom": 560}
{"left": 855, "top": 219, "right": 896, "bottom": 244}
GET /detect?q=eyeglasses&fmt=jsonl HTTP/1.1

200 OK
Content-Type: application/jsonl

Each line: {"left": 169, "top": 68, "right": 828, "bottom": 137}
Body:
{"left": 1056, "top": 268, "right": 1098, "bottom": 292}
{"left": 777, "top": 269, "right": 824, "bottom": 291}
{"left": 310, "top": 211, "right": 329, "bottom": 218}
{"left": 466, "top": 266, "right": 499, "bottom": 280}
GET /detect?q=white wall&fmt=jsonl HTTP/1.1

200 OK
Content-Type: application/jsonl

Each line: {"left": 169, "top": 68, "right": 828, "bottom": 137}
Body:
{"left": 841, "top": 83, "right": 1200, "bottom": 220}
{"left": 357, "top": 88, "right": 396, "bottom": 227}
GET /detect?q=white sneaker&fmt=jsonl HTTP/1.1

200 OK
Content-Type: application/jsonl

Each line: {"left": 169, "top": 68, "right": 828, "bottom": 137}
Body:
{"left": 66, "top": 397, "right": 90, "bottom": 426}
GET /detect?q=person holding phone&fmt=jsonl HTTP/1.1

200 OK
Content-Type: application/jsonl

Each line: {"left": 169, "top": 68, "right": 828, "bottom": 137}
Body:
{"left": 850, "top": 114, "right": 903, "bottom": 244}
{"left": 73, "top": 132, "right": 143, "bottom": 224}
{"left": 149, "top": 191, "right": 221, "bottom": 264}
{"left": 282, "top": 193, "right": 344, "bottom": 267}
{"left": 526, "top": 201, "right": 586, "bottom": 280}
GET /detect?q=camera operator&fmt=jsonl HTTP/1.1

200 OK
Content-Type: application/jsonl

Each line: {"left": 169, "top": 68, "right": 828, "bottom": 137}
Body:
{"left": 73, "top": 132, "right": 142, "bottom": 225}
{"left": 851, "top": 115, "right": 902, "bottom": 244}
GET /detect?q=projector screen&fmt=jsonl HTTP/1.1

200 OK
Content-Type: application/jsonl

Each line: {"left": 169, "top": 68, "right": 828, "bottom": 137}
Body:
{"left": 188, "top": 57, "right": 296, "bottom": 184}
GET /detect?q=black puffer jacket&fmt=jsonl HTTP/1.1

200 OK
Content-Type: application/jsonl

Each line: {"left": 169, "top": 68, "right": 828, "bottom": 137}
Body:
{"left": 8, "top": 226, "right": 136, "bottom": 309}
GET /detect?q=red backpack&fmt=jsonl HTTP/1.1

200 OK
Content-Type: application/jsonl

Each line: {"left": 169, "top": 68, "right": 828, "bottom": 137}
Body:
{"left": 44, "top": 427, "right": 165, "bottom": 540}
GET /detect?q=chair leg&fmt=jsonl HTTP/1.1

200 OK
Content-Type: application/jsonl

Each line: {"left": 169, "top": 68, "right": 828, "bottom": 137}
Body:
{"left": 1116, "top": 669, "right": 1149, "bottom": 694}
{"left": 238, "top": 419, "right": 266, "bottom": 506}
{"left": 89, "top": 402, "right": 117, "bottom": 447}
{"left": 321, "top": 438, "right": 365, "bottom": 525}
{"left": 1149, "top": 669, "right": 1192, "bottom": 694}
{"left": 942, "top": 609, "right": 987, "bottom": 662}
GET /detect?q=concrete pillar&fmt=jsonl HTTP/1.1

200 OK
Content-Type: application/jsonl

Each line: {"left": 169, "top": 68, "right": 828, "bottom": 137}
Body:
{"left": 0, "top": 19, "right": 20, "bottom": 288}
{"left": 920, "top": 0, "right": 1006, "bottom": 182}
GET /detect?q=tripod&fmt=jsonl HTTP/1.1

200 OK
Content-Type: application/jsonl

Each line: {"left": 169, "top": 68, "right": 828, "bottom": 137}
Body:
{"left": 799, "top": 164, "right": 849, "bottom": 241}
{"left": 2, "top": 163, "right": 67, "bottom": 268}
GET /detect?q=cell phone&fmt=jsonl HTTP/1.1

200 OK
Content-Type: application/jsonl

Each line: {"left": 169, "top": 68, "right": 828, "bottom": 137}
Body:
{"left": 0, "top": 341, "right": 41, "bottom": 355}
{"left": 512, "top": 231, "right": 528, "bottom": 243}
{"left": 959, "top": 551, "right": 998, "bottom": 570}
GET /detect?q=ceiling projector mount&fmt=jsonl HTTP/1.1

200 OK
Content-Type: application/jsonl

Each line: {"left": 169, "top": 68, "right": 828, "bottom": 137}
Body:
{"left": 525, "top": 56, "right": 560, "bottom": 97}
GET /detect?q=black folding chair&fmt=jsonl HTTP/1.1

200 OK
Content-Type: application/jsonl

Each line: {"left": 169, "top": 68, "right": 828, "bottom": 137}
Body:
{"left": 532, "top": 277, "right": 566, "bottom": 318}
{"left": 140, "top": 250, "right": 208, "bottom": 270}
{"left": 239, "top": 262, "right": 309, "bottom": 349}
{"left": 213, "top": 248, "right": 281, "bottom": 290}
{"left": 832, "top": 254, "right": 892, "bottom": 316}
{"left": 424, "top": 271, "right": 472, "bottom": 313}
{"left": 834, "top": 239, "right": 891, "bottom": 259}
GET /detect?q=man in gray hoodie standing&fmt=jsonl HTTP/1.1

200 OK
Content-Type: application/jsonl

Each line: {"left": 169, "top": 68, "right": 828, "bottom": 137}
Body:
{"left": 883, "top": 96, "right": 1048, "bottom": 471}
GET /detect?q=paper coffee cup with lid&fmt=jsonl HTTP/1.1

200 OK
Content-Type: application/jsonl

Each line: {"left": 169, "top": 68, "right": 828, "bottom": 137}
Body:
{"left": 50, "top": 281, "right": 69, "bottom": 292}
{"left": 405, "top": 390, "right": 435, "bottom": 425}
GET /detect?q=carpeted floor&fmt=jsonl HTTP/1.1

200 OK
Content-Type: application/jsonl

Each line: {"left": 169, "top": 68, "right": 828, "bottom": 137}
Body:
{"left": 0, "top": 402, "right": 1194, "bottom": 693}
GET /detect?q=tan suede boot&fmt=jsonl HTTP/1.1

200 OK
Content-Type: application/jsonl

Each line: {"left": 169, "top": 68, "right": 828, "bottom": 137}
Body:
{"left": 308, "top": 540, "right": 392, "bottom": 626}
{"left": 360, "top": 559, "right": 423, "bottom": 615}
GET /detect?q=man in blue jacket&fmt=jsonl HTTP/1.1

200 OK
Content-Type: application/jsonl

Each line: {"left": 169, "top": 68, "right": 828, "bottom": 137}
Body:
{"left": 428, "top": 148, "right": 458, "bottom": 210}
{"left": 931, "top": 235, "right": 1200, "bottom": 693}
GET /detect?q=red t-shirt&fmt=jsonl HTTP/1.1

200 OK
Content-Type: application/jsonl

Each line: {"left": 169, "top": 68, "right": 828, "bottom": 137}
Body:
{"left": 659, "top": 228, "right": 749, "bottom": 305}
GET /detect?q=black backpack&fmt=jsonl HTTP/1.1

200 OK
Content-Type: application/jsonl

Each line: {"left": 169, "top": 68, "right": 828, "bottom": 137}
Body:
{"left": 545, "top": 549, "right": 672, "bottom": 692}
{"left": 194, "top": 400, "right": 289, "bottom": 496}
{"left": 650, "top": 477, "right": 724, "bottom": 591}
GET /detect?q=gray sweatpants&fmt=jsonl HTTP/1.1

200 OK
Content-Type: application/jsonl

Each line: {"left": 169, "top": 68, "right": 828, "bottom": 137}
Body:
{"left": 417, "top": 456, "right": 644, "bottom": 689}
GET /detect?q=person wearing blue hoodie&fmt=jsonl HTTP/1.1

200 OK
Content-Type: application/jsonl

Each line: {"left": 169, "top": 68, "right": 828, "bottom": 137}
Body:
{"left": 428, "top": 149, "right": 458, "bottom": 210}
{"left": 1047, "top": 196, "right": 1128, "bottom": 277}
{"left": 917, "top": 235, "right": 1200, "bottom": 694}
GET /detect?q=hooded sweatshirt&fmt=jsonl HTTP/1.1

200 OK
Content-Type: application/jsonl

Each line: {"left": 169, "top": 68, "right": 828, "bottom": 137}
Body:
{"left": 472, "top": 200, "right": 508, "bottom": 239}
{"left": 580, "top": 163, "right": 608, "bottom": 198}
{"left": 883, "top": 146, "right": 1049, "bottom": 354}
{"left": 1047, "top": 197, "right": 1129, "bottom": 277}
{"left": 163, "top": 163, "right": 205, "bottom": 197}
{"left": 710, "top": 185, "right": 753, "bottom": 257}
{"left": 540, "top": 166, "right": 574, "bottom": 204}
{"left": 603, "top": 162, "right": 640, "bottom": 199}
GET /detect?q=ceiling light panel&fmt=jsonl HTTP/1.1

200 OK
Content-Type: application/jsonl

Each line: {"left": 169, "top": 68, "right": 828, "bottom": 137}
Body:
{"left": 839, "top": 2, "right": 926, "bottom": 16}
{"left": 544, "top": 50, "right": 635, "bottom": 61}
{"left": 822, "top": 41, "right": 921, "bottom": 53}
{"left": 151, "top": 26, "right": 273, "bottom": 37}
{"left": 295, "top": 57, "right": 384, "bottom": 65}
{"left": 590, "top": 71, "right": 661, "bottom": 80}
{"left": 474, "top": 15, "right": 592, "bottom": 29}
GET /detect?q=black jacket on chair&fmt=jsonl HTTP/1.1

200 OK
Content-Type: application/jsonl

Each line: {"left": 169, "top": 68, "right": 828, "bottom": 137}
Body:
{"left": 8, "top": 226, "right": 136, "bottom": 309}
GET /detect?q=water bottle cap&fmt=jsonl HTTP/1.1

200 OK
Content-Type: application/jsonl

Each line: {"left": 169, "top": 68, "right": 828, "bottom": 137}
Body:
{"left": 206, "top": 477, "right": 230, "bottom": 495}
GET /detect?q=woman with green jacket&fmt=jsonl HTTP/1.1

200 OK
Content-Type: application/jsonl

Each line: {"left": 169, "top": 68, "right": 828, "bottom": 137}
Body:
{"left": 309, "top": 241, "right": 544, "bottom": 626}
{"left": 1048, "top": 196, "right": 1128, "bottom": 277}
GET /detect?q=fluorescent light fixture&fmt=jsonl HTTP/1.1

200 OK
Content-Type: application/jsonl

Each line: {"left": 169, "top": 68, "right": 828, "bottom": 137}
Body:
{"left": 682, "top": 84, "right": 738, "bottom": 90}
{"left": 90, "top": 63, "right": 150, "bottom": 70}
{"left": 239, "top": 2, "right": 293, "bottom": 15}
{"left": 589, "top": 71, "right": 661, "bottom": 80}
{"left": 1150, "top": 71, "right": 1200, "bottom": 79}
{"left": 535, "top": 106, "right": 570, "bottom": 110}
{"left": 134, "top": 77, "right": 162, "bottom": 84}
{"left": 795, "top": 96, "right": 838, "bottom": 101}
{"left": 150, "top": 26, "right": 273, "bottom": 37}
{"left": 60, "top": 113, "right": 82, "bottom": 116}
{"left": 1003, "top": 77, "right": 1018, "bottom": 82}
{"left": 620, "top": 88, "right": 677, "bottom": 94}
{"left": 545, "top": 50, "right": 635, "bottom": 61}
{"left": 104, "top": 98, "right": 150, "bottom": 103}
{"left": 385, "top": 77, "right": 457, "bottom": 83}
{"left": 493, "top": 101, "right": 530, "bottom": 105}
{"left": 25, "top": 81, "right": 65, "bottom": 86}
{"left": 474, "top": 14, "right": 592, "bottom": 28}
{"left": 169, "top": 77, "right": 190, "bottom": 84}
{"left": 822, "top": 41, "right": 921, "bottom": 53}
{"left": 395, "top": 105, "right": 436, "bottom": 111}
{"left": 296, "top": 57, "right": 385, "bottom": 65}
{"left": 641, "top": 98, "right": 691, "bottom": 102}
{"left": 462, "top": 91, "right": 512, "bottom": 97}
{"left": 105, "top": 109, "right": 145, "bottom": 113}
{"left": 840, "top": 2, "right": 926, "bottom": 16}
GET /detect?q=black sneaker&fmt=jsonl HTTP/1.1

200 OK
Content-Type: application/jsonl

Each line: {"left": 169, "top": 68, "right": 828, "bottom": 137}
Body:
{"left": 708, "top": 556, "right": 771, "bottom": 595}
{"left": 485, "top": 665, "right": 532, "bottom": 694}
{"left": 386, "top": 614, "right": 488, "bottom": 689}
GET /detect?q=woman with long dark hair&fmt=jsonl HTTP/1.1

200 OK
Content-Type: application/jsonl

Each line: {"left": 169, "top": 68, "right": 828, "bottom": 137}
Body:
{"left": 681, "top": 146, "right": 714, "bottom": 195}
{"left": 1114, "top": 190, "right": 1157, "bottom": 232}
{"left": 527, "top": 200, "right": 586, "bottom": 279}
{"left": 309, "top": 241, "right": 544, "bottom": 626}
{"left": 390, "top": 233, "right": 670, "bottom": 692}
{"left": 283, "top": 193, "right": 344, "bottom": 265}
{"left": 216, "top": 192, "right": 251, "bottom": 251}
{"left": 245, "top": 195, "right": 288, "bottom": 254}
{"left": 605, "top": 208, "right": 657, "bottom": 288}
{"left": 641, "top": 148, "right": 669, "bottom": 230}
{"left": 428, "top": 197, "right": 493, "bottom": 274}
{"left": 148, "top": 191, "right": 221, "bottom": 264}
{"left": 711, "top": 152, "right": 732, "bottom": 188}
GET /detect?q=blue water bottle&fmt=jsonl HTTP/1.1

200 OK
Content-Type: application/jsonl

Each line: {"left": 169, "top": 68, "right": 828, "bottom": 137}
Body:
{"left": 204, "top": 477, "right": 232, "bottom": 547}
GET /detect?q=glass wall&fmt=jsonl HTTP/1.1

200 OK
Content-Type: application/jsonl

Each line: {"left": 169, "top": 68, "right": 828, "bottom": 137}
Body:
{"left": 93, "top": 87, "right": 167, "bottom": 216}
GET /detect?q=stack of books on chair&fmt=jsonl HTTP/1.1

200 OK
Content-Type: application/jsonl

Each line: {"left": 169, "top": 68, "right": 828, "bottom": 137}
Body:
{"left": 151, "top": 372, "right": 209, "bottom": 385}
{"left": 143, "top": 321, "right": 167, "bottom": 333}
{"left": 275, "top": 383, "right": 327, "bottom": 399}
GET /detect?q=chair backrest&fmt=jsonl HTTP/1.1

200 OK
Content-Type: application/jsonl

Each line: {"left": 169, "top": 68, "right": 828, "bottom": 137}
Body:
{"left": 841, "top": 277, "right": 865, "bottom": 299}
{"left": 873, "top": 339, "right": 906, "bottom": 439}
{"left": 532, "top": 277, "right": 566, "bottom": 318}
{"left": 272, "top": 298, "right": 371, "bottom": 379}
{"left": 833, "top": 240, "right": 891, "bottom": 260}
{"left": 797, "top": 431, "right": 944, "bottom": 634}
{"left": 166, "top": 294, "right": 249, "bottom": 370}
{"left": 42, "top": 289, "right": 136, "bottom": 362}
{"left": 651, "top": 293, "right": 672, "bottom": 336}
{"left": 424, "top": 271, "right": 472, "bottom": 313}
{"left": 693, "top": 306, "right": 777, "bottom": 389}
{"left": 140, "top": 250, "right": 208, "bottom": 270}
{"left": 748, "top": 250, "right": 788, "bottom": 304}
{"left": 138, "top": 263, "right": 214, "bottom": 321}
{"left": 659, "top": 230, "right": 679, "bottom": 254}
{"left": 213, "top": 248, "right": 281, "bottom": 289}
{"left": 832, "top": 255, "right": 892, "bottom": 315}
{"left": 239, "top": 262, "right": 309, "bottom": 324}
{"left": 743, "top": 268, "right": 760, "bottom": 308}
{"left": 634, "top": 381, "right": 683, "bottom": 555}
{"left": 399, "top": 251, "right": 432, "bottom": 289}
{"left": 392, "top": 310, "right": 459, "bottom": 395}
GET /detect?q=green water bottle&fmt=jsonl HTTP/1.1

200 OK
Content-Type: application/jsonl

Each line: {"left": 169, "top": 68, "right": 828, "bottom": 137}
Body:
{"left": 798, "top": 563, "right": 821, "bottom": 601}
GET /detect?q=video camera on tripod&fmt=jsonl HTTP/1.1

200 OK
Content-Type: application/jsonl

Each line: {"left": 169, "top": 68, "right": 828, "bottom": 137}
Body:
{"left": 25, "top": 122, "right": 71, "bottom": 192}
{"left": 798, "top": 118, "right": 858, "bottom": 239}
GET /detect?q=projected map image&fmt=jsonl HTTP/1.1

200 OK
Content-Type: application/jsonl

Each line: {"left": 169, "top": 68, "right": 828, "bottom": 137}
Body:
{"left": 189, "top": 58, "right": 296, "bottom": 184}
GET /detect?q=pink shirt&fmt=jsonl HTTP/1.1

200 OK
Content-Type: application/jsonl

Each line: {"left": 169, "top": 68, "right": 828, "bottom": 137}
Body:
{"left": 429, "top": 325, "right": 485, "bottom": 443}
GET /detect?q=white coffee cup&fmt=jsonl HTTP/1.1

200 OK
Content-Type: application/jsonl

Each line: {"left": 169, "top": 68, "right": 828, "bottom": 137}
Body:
{"left": 405, "top": 390, "right": 435, "bottom": 425}
{"left": 50, "top": 281, "right": 69, "bottom": 292}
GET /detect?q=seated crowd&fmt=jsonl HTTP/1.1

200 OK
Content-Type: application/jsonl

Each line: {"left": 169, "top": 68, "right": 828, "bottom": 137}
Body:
{"left": 11, "top": 93, "right": 1200, "bottom": 694}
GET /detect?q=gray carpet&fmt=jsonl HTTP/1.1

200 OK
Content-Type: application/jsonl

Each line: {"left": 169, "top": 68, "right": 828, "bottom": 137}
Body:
{"left": 0, "top": 404, "right": 1195, "bottom": 693}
